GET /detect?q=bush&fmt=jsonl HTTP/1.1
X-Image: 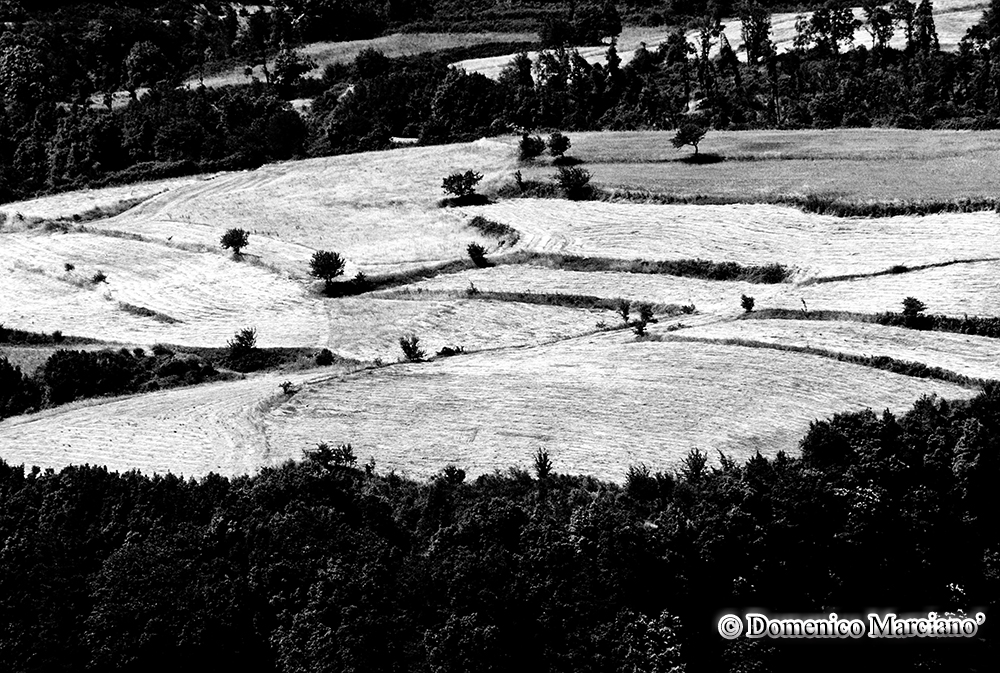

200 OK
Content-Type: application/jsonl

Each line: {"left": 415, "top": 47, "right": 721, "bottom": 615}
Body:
{"left": 310, "top": 250, "right": 347, "bottom": 290}
{"left": 316, "top": 348, "right": 335, "bottom": 366}
{"left": 547, "top": 132, "right": 571, "bottom": 158}
{"left": 553, "top": 166, "right": 593, "bottom": 200}
{"left": 220, "top": 228, "right": 250, "bottom": 256}
{"left": 741, "top": 295, "right": 755, "bottom": 313}
{"left": 519, "top": 133, "right": 545, "bottom": 161}
{"left": 671, "top": 123, "right": 707, "bottom": 155}
{"left": 436, "top": 345, "right": 465, "bottom": 357}
{"left": 91, "top": 270, "right": 107, "bottom": 284}
{"left": 64, "top": 262, "right": 75, "bottom": 272}
{"left": 399, "top": 334, "right": 425, "bottom": 362}
{"left": 442, "top": 170, "right": 483, "bottom": 198}
{"left": 467, "top": 242, "right": 489, "bottom": 268}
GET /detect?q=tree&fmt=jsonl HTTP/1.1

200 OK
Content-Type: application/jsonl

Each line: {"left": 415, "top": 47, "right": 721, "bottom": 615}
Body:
{"left": 739, "top": 1, "right": 775, "bottom": 66}
{"left": 310, "top": 250, "right": 347, "bottom": 291}
{"left": 741, "top": 294, "right": 755, "bottom": 312}
{"left": 671, "top": 123, "right": 706, "bottom": 156}
{"left": 466, "top": 242, "right": 489, "bottom": 268}
{"left": 553, "top": 166, "right": 592, "bottom": 200}
{"left": 442, "top": 170, "right": 483, "bottom": 198}
{"left": 399, "top": 334, "right": 425, "bottom": 362}
{"left": 519, "top": 133, "right": 546, "bottom": 160}
{"left": 547, "top": 131, "right": 571, "bottom": 158}
{"left": 220, "top": 228, "right": 250, "bottom": 256}
{"left": 272, "top": 47, "right": 317, "bottom": 98}
{"left": 863, "top": 3, "right": 896, "bottom": 50}
{"left": 228, "top": 327, "right": 257, "bottom": 356}
{"left": 913, "top": 0, "right": 940, "bottom": 54}
{"left": 124, "top": 41, "right": 167, "bottom": 99}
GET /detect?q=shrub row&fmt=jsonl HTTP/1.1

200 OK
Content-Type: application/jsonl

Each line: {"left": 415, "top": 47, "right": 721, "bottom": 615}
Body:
{"left": 750, "top": 308, "right": 1000, "bottom": 340}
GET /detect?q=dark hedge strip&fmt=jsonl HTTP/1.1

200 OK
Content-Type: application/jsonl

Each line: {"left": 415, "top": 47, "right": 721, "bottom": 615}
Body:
{"left": 498, "top": 250, "right": 791, "bottom": 283}
{"left": 0, "top": 324, "right": 99, "bottom": 346}
{"left": 657, "top": 333, "right": 994, "bottom": 389}
{"left": 810, "top": 258, "right": 1000, "bottom": 285}
{"left": 599, "top": 188, "right": 998, "bottom": 218}
{"left": 467, "top": 215, "right": 522, "bottom": 245}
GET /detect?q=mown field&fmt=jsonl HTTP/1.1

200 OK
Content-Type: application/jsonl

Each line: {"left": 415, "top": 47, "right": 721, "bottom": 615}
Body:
{"left": 2, "top": 128, "right": 998, "bottom": 482}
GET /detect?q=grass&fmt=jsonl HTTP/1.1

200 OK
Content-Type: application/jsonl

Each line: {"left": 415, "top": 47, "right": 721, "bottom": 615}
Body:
{"left": 506, "top": 129, "right": 1000, "bottom": 209}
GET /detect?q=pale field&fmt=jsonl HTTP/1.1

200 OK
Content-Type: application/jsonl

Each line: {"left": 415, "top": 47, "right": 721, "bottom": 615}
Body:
{"left": 511, "top": 129, "right": 1000, "bottom": 203}
{"left": 461, "top": 199, "right": 1000, "bottom": 279}
{"left": 320, "top": 296, "right": 606, "bottom": 361}
{"left": 457, "top": 1, "right": 986, "bottom": 78}
{"left": 196, "top": 31, "right": 537, "bottom": 88}
{"left": 0, "top": 176, "right": 203, "bottom": 222}
{"left": 767, "top": 262, "right": 1000, "bottom": 317}
{"left": 262, "top": 332, "right": 975, "bottom": 482}
{"left": 676, "top": 318, "right": 1000, "bottom": 381}
{"left": 0, "top": 231, "right": 328, "bottom": 348}
{"left": 0, "top": 370, "right": 326, "bottom": 478}
{"left": 97, "top": 140, "right": 518, "bottom": 276}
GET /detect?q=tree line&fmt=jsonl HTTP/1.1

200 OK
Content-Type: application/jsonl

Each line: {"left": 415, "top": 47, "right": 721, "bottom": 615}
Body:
{"left": 0, "top": 386, "right": 998, "bottom": 671}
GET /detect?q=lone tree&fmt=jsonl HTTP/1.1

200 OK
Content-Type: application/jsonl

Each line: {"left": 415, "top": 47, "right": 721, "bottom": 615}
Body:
{"left": 442, "top": 170, "right": 483, "bottom": 199}
{"left": 221, "top": 228, "right": 250, "bottom": 257}
{"left": 310, "top": 250, "right": 347, "bottom": 291}
{"left": 519, "top": 133, "right": 546, "bottom": 160}
{"left": 671, "top": 123, "right": 707, "bottom": 156}
{"left": 741, "top": 294, "right": 755, "bottom": 313}
{"left": 547, "top": 132, "right": 571, "bottom": 158}
{"left": 554, "top": 166, "right": 592, "bottom": 200}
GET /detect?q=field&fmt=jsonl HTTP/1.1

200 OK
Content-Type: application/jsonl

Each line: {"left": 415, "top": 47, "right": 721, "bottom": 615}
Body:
{"left": 461, "top": 199, "right": 1000, "bottom": 279}
{"left": 2, "top": 129, "right": 999, "bottom": 482}
{"left": 510, "top": 129, "right": 1000, "bottom": 204}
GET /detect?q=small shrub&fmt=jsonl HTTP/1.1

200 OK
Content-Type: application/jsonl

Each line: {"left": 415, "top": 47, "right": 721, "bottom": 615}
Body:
{"left": 467, "top": 242, "right": 489, "bottom": 268}
{"left": 228, "top": 327, "right": 257, "bottom": 354}
{"left": 741, "top": 295, "right": 755, "bottom": 313}
{"left": 220, "top": 228, "right": 250, "bottom": 256}
{"left": 442, "top": 170, "right": 483, "bottom": 198}
{"left": 466, "top": 281, "right": 480, "bottom": 296}
{"left": 519, "top": 133, "right": 545, "bottom": 161}
{"left": 91, "top": 271, "right": 107, "bottom": 285}
{"left": 316, "top": 348, "right": 335, "bottom": 366}
{"left": 547, "top": 132, "right": 571, "bottom": 158}
{"left": 151, "top": 343, "right": 173, "bottom": 356}
{"left": 553, "top": 166, "right": 592, "bottom": 200}
{"left": 64, "top": 262, "right": 75, "bottom": 272}
{"left": 351, "top": 271, "right": 371, "bottom": 291}
{"left": 436, "top": 345, "right": 465, "bottom": 357}
{"left": 305, "top": 442, "right": 357, "bottom": 467}
{"left": 680, "top": 304, "right": 696, "bottom": 314}
{"left": 902, "top": 296, "right": 927, "bottom": 318}
{"left": 52, "top": 330, "right": 64, "bottom": 343}
{"left": 133, "top": 348, "right": 145, "bottom": 358}
{"left": 279, "top": 380, "right": 295, "bottom": 395}
{"left": 399, "top": 334, "right": 425, "bottom": 362}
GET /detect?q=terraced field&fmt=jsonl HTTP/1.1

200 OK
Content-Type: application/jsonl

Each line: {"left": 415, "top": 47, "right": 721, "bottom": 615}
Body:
{"left": 2, "top": 131, "right": 998, "bottom": 482}
{"left": 462, "top": 200, "right": 1000, "bottom": 279}
{"left": 263, "top": 333, "right": 975, "bottom": 482}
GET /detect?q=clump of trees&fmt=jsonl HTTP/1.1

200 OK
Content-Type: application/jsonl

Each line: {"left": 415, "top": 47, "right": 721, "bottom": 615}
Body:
{"left": 441, "top": 170, "right": 486, "bottom": 205}
{"left": 553, "top": 166, "right": 593, "bottom": 200}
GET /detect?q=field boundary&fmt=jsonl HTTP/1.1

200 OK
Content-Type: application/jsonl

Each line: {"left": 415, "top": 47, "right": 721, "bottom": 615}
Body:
{"left": 651, "top": 333, "right": 995, "bottom": 389}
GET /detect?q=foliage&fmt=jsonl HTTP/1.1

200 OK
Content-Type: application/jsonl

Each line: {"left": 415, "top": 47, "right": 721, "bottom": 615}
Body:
{"left": 442, "top": 170, "right": 483, "bottom": 198}
{"left": 466, "top": 242, "right": 489, "bottom": 267}
{"left": 220, "top": 228, "right": 250, "bottom": 256}
{"left": 671, "top": 123, "right": 707, "bottom": 156}
{"left": 316, "top": 348, "right": 335, "bottom": 366}
{"left": 519, "top": 133, "right": 546, "bottom": 161}
{"left": 741, "top": 294, "right": 756, "bottom": 313}
{"left": 309, "top": 250, "right": 347, "bottom": 290}
{"left": 553, "top": 166, "right": 593, "bottom": 200}
{"left": 547, "top": 131, "right": 571, "bottom": 158}
{"left": 399, "top": 334, "right": 425, "bottom": 362}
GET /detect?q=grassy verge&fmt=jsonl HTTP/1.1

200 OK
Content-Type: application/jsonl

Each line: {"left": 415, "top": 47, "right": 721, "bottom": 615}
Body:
{"left": 29, "top": 194, "right": 160, "bottom": 232}
{"left": 808, "top": 258, "right": 1000, "bottom": 285}
{"left": 653, "top": 333, "right": 994, "bottom": 389}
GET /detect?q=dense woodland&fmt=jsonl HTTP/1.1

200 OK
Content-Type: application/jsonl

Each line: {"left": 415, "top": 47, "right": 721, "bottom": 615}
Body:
{"left": 0, "top": 389, "right": 997, "bottom": 671}
{"left": 1, "top": 0, "right": 1000, "bottom": 202}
